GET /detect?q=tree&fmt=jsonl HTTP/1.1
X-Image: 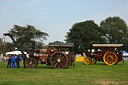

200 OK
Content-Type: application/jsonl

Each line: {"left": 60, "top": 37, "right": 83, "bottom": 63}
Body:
{"left": 53, "top": 41, "right": 63, "bottom": 43}
{"left": 100, "top": 16, "right": 128, "bottom": 43}
{"left": 5, "top": 42, "right": 15, "bottom": 52}
{"left": 100, "top": 16, "right": 128, "bottom": 51}
{"left": 65, "top": 20, "right": 106, "bottom": 53}
{"left": 0, "top": 38, "right": 6, "bottom": 54}
{"left": 8, "top": 25, "right": 49, "bottom": 51}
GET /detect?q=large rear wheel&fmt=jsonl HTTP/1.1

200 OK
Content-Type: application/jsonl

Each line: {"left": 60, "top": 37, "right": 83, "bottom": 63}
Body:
{"left": 103, "top": 52, "right": 117, "bottom": 65}
{"left": 50, "top": 52, "right": 68, "bottom": 69}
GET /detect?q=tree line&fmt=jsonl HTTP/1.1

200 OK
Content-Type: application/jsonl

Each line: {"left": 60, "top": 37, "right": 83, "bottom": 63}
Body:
{"left": 0, "top": 16, "right": 128, "bottom": 54}
{"left": 65, "top": 16, "right": 128, "bottom": 53}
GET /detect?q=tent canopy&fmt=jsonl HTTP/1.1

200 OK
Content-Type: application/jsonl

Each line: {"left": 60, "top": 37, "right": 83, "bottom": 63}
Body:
{"left": 123, "top": 51, "right": 128, "bottom": 56}
{"left": 6, "top": 51, "right": 27, "bottom": 55}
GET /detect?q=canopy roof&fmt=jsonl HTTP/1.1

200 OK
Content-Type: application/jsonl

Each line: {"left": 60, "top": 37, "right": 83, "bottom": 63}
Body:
{"left": 92, "top": 44, "right": 123, "bottom": 47}
{"left": 48, "top": 43, "right": 74, "bottom": 47}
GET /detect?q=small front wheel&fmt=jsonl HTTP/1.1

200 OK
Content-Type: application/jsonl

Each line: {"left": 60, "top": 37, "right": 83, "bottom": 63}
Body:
{"left": 25, "top": 57, "right": 37, "bottom": 68}
{"left": 84, "top": 57, "right": 91, "bottom": 65}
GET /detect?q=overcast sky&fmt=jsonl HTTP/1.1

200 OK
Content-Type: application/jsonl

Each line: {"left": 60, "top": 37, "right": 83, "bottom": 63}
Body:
{"left": 0, "top": 0, "right": 128, "bottom": 45}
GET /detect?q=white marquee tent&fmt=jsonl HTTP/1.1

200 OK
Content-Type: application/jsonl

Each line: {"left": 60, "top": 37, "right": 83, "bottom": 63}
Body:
{"left": 6, "top": 51, "right": 27, "bottom": 55}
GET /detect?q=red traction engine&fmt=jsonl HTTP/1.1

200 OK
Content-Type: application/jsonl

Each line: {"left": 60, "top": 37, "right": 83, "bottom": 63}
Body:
{"left": 84, "top": 44, "right": 124, "bottom": 65}
{"left": 25, "top": 43, "right": 75, "bottom": 69}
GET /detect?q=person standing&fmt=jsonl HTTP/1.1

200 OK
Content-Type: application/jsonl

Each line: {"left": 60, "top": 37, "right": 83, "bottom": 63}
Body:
{"left": 15, "top": 55, "right": 20, "bottom": 68}
{"left": 7, "top": 55, "right": 11, "bottom": 68}
{"left": 11, "top": 55, "right": 16, "bottom": 68}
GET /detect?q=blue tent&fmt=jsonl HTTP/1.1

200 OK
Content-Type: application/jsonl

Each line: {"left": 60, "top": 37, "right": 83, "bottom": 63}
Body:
{"left": 123, "top": 51, "right": 128, "bottom": 56}
{"left": 123, "top": 51, "right": 128, "bottom": 61}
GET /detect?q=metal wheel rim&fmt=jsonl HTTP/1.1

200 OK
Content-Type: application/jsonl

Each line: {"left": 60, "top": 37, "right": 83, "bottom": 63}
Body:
{"left": 103, "top": 52, "right": 117, "bottom": 65}
{"left": 51, "top": 52, "right": 68, "bottom": 69}
{"left": 25, "top": 58, "right": 37, "bottom": 68}
{"left": 84, "top": 57, "right": 91, "bottom": 65}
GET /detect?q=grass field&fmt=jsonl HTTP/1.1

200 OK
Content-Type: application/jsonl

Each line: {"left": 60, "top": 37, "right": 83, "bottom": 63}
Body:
{"left": 0, "top": 61, "right": 128, "bottom": 85}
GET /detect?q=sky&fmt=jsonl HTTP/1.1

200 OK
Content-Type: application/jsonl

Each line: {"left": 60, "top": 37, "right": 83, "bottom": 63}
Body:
{"left": 0, "top": 0, "right": 128, "bottom": 45}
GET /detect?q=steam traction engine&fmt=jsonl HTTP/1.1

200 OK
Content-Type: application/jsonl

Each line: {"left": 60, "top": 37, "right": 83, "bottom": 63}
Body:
{"left": 84, "top": 44, "right": 124, "bottom": 65}
{"left": 25, "top": 43, "right": 75, "bottom": 69}
{"left": 26, "top": 43, "right": 75, "bottom": 68}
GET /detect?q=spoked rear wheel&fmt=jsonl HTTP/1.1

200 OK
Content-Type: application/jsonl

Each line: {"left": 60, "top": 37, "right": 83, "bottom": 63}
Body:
{"left": 103, "top": 52, "right": 117, "bottom": 65}
{"left": 50, "top": 52, "right": 68, "bottom": 69}
{"left": 84, "top": 57, "right": 91, "bottom": 65}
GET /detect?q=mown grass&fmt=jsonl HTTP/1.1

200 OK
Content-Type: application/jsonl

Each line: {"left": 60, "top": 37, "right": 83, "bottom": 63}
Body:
{"left": 0, "top": 61, "right": 128, "bottom": 85}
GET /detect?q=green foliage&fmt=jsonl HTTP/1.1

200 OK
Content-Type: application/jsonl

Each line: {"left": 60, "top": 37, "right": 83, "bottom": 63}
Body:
{"left": 5, "top": 42, "right": 15, "bottom": 52}
{"left": 8, "top": 25, "right": 49, "bottom": 52}
{"left": 0, "top": 38, "right": 6, "bottom": 54}
{"left": 53, "top": 41, "right": 64, "bottom": 43}
{"left": 0, "top": 62, "right": 128, "bottom": 85}
{"left": 65, "top": 20, "right": 106, "bottom": 53}
{"left": 100, "top": 16, "right": 128, "bottom": 51}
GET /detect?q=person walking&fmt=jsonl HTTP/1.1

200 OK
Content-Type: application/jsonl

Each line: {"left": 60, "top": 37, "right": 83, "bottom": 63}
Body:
{"left": 11, "top": 55, "right": 16, "bottom": 68}
{"left": 7, "top": 55, "right": 11, "bottom": 68}
{"left": 15, "top": 55, "right": 20, "bottom": 68}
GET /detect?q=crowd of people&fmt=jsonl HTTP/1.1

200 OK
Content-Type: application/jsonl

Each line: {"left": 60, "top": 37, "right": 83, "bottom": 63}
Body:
{"left": 7, "top": 55, "right": 20, "bottom": 68}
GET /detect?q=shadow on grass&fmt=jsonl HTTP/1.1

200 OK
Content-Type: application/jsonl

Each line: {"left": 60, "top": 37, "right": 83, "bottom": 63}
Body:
{"left": 92, "top": 62, "right": 124, "bottom": 66}
{"left": 19, "top": 64, "right": 74, "bottom": 69}
{"left": 36, "top": 65, "right": 74, "bottom": 69}
{"left": 95, "top": 62, "right": 106, "bottom": 65}
{"left": 36, "top": 66, "right": 53, "bottom": 69}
